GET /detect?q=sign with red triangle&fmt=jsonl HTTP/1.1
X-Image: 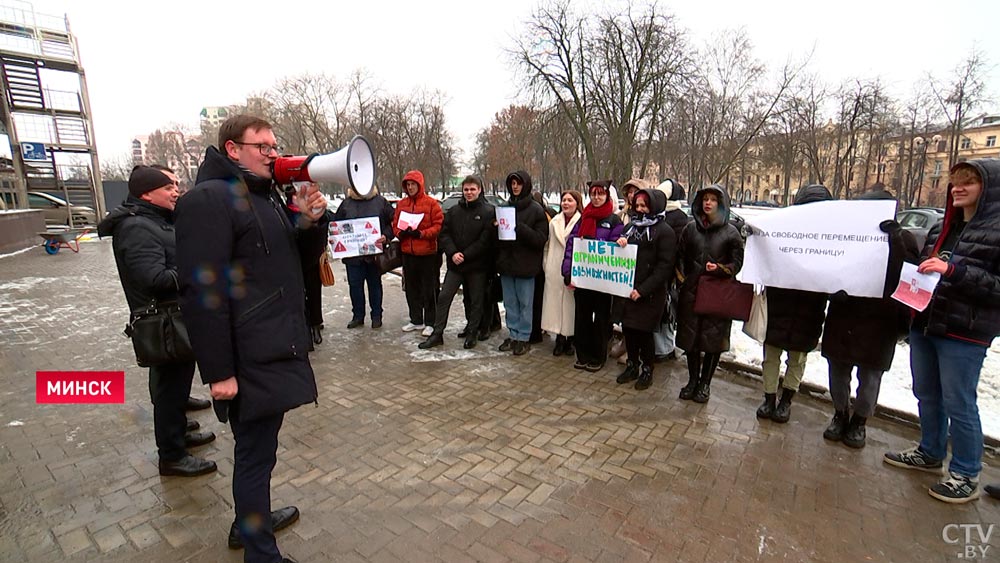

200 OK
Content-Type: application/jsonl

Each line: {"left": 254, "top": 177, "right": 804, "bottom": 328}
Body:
{"left": 334, "top": 241, "right": 347, "bottom": 252}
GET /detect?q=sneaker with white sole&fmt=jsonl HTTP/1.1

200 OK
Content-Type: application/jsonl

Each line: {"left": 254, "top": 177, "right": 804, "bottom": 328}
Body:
{"left": 883, "top": 445, "right": 944, "bottom": 473}
{"left": 402, "top": 323, "right": 425, "bottom": 332}
{"left": 421, "top": 326, "right": 434, "bottom": 337}
{"left": 929, "top": 472, "right": 980, "bottom": 504}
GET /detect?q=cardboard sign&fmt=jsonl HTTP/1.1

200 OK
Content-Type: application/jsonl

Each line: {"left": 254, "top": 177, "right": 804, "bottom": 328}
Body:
{"left": 328, "top": 216, "right": 383, "bottom": 259}
{"left": 569, "top": 238, "right": 637, "bottom": 298}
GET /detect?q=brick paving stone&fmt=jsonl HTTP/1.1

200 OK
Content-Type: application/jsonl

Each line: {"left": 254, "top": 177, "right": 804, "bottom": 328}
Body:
{"left": 2, "top": 241, "right": 1000, "bottom": 562}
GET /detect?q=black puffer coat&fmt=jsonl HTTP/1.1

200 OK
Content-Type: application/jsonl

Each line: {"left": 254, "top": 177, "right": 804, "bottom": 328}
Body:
{"left": 98, "top": 196, "right": 180, "bottom": 312}
{"left": 915, "top": 159, "right": 1000, "bottom": 345}
{"left": 620, "top": 189, "right": 677, "bottom": 332}
{"left": 676, "top": 185, "right": 745, "bottom": 353}
{"left": 439, "top": 192, "right": 496, "bottom": 273}
{"left": 763, "top": 185, "right": 832, "bottom": 352}
{"left": 495, "top": 170, "right": 549, "bottom": 278}
{"left": 822, "top": 220, "right": 920, "bottom": 371}
{"left": 175, "top": 146, "right": 328, "bottom": 422}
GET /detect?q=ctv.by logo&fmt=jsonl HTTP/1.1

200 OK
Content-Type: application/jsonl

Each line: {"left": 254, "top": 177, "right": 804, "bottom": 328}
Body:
{"left": 942, "top": 524, "right": 994, "bottom": 559}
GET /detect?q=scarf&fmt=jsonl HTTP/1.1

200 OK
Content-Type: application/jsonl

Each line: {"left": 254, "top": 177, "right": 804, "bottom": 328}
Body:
{"left": 622, "top": 211, "right": 665, "bottom": 243}
{"left": 550, "top": 211, "right": 580, "bottom": 249}
{"left": 578, "top": 199, "right": 613, "bottom": 238}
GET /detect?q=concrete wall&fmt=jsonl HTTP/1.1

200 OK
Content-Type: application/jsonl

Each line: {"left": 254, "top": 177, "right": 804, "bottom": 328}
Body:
{"left": 0, "top": 210, "right": 46, "bottom": 254}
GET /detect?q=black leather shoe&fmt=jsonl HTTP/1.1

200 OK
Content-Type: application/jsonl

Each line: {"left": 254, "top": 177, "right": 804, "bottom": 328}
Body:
{"left": 477, "top": 330, "right": 490, "bottom": 341}
{"left": 186, "top": 397, "right": 211, "bottom": 411}
{"left": 418, "top": 333, "right": 444, "bottom": 349}
{"left": 159, "top": 455, "right": 217, "bottom": 477}
{"left": 463, "top": 336, "right": 477, "bottom": 349}
{"left": 185, "top": 419, "right": 200, "bottom": 432}
{"left": 513, "top": 341, "right": 529, "bottom": 356}
{"left": 457, "top": 326, "right": 470, "bottom": 338}
{"left": 499, "top": 338, "right": 513, "bottom": 352}
{"left": 347, "top": 318, "right": 364, "bottom": 329}
{"left": 229, "top": 506, "right": 300, "bottom": 549}
{"left": 184, "top": 431, "right": 216, "bottom": 448}
{"left": 372, "top": 318, "right": 383, "bottom": 329}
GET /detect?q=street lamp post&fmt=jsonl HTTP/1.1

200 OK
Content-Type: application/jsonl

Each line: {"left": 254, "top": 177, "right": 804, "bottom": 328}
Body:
{"left": 912, "top": 133, "right": 942, "bottom": 207}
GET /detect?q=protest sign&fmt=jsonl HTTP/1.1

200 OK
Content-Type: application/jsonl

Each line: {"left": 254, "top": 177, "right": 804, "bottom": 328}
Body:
{"left": 569, "top": 238, "right": 637, "bottom": 298}
{"left": 891, "top": 261, "right": 940, "bottom": 312}
{"left": 328, "top": 216, "right": 383, "bottom": 259}
{"left": 497, "top": 207, "right": 517, "bottom": 241}
{"left": 397, "top": 211, "right": 424, "bottom": 230}
{"left": 738, "top": 200, "right": 895, "bottom": 298}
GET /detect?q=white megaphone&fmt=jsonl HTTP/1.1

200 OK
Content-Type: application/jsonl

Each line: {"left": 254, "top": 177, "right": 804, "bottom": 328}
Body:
{"left": 272, "top": 135, "right": 377, "bottom": 196}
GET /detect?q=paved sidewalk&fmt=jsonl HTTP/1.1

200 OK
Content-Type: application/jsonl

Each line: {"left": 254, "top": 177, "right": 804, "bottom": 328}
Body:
{"left": 1, "top": 239, "right": 998, "bottom": 562}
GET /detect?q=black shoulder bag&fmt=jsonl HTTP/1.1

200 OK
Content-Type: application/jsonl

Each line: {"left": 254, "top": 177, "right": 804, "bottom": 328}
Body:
{"left": 124, "top": 300, "right": 196, "bottom": 367}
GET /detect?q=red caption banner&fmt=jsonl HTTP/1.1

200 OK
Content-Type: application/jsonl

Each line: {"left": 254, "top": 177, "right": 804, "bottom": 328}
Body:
{"left": 36, "top": 371, "right": 125, "bottom": 404}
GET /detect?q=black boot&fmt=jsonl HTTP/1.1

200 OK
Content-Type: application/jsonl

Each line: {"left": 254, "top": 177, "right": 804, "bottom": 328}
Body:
{"left": 418, "top": 333, "right": 444, "bottom": 349}
{"left": 616, "top": 360, "right": 639, "bottom": 384}
{"left": 823, "top": 410, "right": 850, "bottom": 441}
{"left": 842, "top": 414, "right": 867, "bottom": 449}
{"left": 553, "top": 335, "right": 566, "bottom": 356}
{"left": 692, "top": 373, "right": 712, "bottom": 403}
{"left": 679, "top": 354, "right": 701, "bottom": 400}
{"left": 756, "top": 393, "right": 777, "bottom": 419}
{"left": 463, "top": 334, "right": 477, "bottom": 349}
{"left": 458, "top": 325, "right": 470, "bottom": 338}
{"left": 771, "top": 388, "right": 795, "bottom": 423}
{"left": 563, "top": 336, "right": 576, "bottom": 357}
{"left": 634, "top": 363, "right": 653, "bottom": 391}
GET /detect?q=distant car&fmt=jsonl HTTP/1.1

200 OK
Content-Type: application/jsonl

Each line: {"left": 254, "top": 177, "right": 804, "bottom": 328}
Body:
{"left": 440, "top": 193, "right": 506, "bottom": 212}
{"left": 27, "top": 191, "right": 97, "bottom": 227}
{"left": 896, "top": 207, "right": 944, "bottom": 249}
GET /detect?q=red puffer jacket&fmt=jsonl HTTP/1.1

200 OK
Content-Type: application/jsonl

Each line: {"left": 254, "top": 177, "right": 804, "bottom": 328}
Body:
{"left": 393, "top": 170, "right": 444, "bottom": 256}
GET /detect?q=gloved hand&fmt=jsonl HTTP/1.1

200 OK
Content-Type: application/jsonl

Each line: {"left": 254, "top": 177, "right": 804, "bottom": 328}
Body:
{"left": 411, "top": 229, "right": 422, "bottom": 239}
{"left": 831, "top": 289, "right": 849, "bottom": 303}
{"left": 563, "top": 274, "right": 572, "bottom": 287}
{"left": 879, "top": 220, "right": 901, "bottom": 234}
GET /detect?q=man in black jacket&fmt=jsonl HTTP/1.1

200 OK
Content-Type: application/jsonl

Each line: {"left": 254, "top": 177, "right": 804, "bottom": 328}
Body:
{"left": 99, "top": 166, "right": 218, "bottom": 478}
{"left": 885, "top": 160, "right": 1000, "bottom": 504}
{"left": 419, "top": 175, "right": 496, "bottom": 350}
{"left": 176, "top": 115, "right": 327, "bottom": 561}
{"left": 496, "top": 170, "right": 549, "bottom": 355}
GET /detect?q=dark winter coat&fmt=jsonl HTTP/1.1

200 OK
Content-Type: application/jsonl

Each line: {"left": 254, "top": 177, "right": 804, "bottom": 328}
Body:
{"left": 763, "top": 184, "right": 832, "bottom": 352}
{"left": 495, "top": 170, "right": 549, "bottom": 278}
{"left": 98, "top": 196, "right": 180, "bottom": 312}
{"left": 914, "top": 159, "right": 1000, "bottom": 346}
{"left": 439, "top": 192, "right": 496, "bottom": 273}
{"left": 822, "top": 222, "right": 920, "bottom": 371}
{"left": 175, "top": 146, "right": 327, "bottom": 422}
{"left": 676, "top": 185, "right": 745, "bottom": 353}
{"left": 620, "top": 189, "right": 678, "bottom": 332}
{"left": 561, "top": 211, "right": 624, "bottom": 277}
{"left": 333, "top": 185, "right": 395, "bottom": 266}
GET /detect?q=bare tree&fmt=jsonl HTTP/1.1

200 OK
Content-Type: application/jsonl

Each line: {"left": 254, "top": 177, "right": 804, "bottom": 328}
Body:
{"left": 100, "top": 152, "right": 134, "bottom": 181}
{"left": 930, "top": 48, "right": 990, "bottom": 169}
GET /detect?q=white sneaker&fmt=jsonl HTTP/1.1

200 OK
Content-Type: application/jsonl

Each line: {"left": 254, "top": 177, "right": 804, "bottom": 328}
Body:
{"left": 402, "top": 322, "right": 424, "bottom": 332}
{"left": 421, "top": 326, "right": 434, "bottom": 337}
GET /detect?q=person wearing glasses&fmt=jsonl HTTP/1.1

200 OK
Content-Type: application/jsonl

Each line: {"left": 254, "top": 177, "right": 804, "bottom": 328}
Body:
{"left": 176, "top": 115, "right": 328, "bottom": 562}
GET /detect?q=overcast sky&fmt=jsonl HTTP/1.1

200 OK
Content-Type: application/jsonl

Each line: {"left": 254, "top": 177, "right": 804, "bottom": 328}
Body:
{"left": 7, "top": 0, "right": 999, "bottom": 170}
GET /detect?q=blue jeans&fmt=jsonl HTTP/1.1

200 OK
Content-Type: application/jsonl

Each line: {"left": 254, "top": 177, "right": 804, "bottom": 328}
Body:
{"left": 345, "top": 261, "right": 383, "bottom": 321}
{"left": 501, "top": 275, "right": 534, "bottom": 341}
{"left": 909, "top": 329, "right": 987, "bottom": 478}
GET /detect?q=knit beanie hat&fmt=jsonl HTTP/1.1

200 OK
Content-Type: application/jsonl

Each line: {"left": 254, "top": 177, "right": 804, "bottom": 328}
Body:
{"left": 128, "top": 166, "right": 172, "bottom": 198}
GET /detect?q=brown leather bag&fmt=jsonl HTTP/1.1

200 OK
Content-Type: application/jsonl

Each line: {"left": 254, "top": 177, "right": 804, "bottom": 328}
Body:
{"left": 693, "top": 275, "right": 753, "bottom": 321}
{"left": 319, "top": 250, "right": 336, "bottom": 287}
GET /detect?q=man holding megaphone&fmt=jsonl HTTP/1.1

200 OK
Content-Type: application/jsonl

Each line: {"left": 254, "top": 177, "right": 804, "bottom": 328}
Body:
{"left": 176, "top": 115, "right": 328, "bottom": 563}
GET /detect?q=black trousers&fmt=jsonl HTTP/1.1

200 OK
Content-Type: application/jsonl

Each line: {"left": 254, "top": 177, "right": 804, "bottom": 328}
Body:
{"left": 148, "top": 361, "right": 194, "bottom": 462}
{"left": 624, "top": 327, "right": 655, "bottom": 368}
{"left": 574, "top": 288, "right": 612, "bottom": 364}
{"left": 402, "top": 253, "right": 440, "bottom": 326}
{"left": 231, "top": 404, "right": 285, "bottom": 563}
{"left": 479, "top": 275, "right": 502, "bottom": 334}
{"left": 433, "top": 269, "right": 486, "bottom": 336}
{"left": 530, "top": 272, "right": 544, "bottom": 341}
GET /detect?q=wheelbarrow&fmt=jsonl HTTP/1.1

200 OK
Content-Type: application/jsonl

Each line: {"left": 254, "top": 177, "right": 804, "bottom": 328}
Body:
{"left": 38, "top": 228, "right": 91, "bottom": 254}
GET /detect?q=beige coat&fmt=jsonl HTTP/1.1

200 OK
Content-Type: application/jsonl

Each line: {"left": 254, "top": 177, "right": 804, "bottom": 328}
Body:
{"left": 541, "top": 211, "right": 580, "bottom": 336}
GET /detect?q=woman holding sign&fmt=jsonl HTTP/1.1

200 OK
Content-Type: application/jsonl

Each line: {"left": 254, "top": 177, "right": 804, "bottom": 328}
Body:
{"left": 561, "top": 181, "right": 625, "bottom": 371}
{"left": 542, "top": 190, "right": 583, "bottom": 356}
{"left": 393, "top": 170, "right": 444, "bottom": 336}
{"left": 614, "top": 188, "right": 677, "bottom": 390}
{"left": 676, "top": 185, "right": 744, "bottom": 403}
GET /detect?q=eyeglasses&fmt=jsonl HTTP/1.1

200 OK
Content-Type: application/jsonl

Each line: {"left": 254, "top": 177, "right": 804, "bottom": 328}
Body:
{"left": 233, "top": 141, "right": 282, "bottom": 156}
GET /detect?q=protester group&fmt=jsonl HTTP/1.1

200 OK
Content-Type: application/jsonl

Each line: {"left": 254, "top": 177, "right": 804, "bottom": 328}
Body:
{"left": 99, "top": 113, "right": 1000, "bottom": 563}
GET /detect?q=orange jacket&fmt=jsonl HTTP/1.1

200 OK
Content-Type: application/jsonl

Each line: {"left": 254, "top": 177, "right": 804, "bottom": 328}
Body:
{"left": 393, "top": 170, "right": 444, "bottom": 256}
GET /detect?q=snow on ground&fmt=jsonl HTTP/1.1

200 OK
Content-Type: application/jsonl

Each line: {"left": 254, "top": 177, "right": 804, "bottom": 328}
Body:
{"left": 725, "top": 326, "right": 1000, "bottom": 439}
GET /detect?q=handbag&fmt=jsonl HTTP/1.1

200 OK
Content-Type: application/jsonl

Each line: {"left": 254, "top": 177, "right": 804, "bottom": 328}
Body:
{"left": 693, "top": 275, "right": 753, "bottom": 321}
{"left": 377, "top": 239, "right": 402, "bottom": 274}
{"left": 124, "top": 300, "right": 196, "bottom": 367}
{"left": 319, "top": 249, "right": 336, "bottom": 287}
{"left": 741, "top": 287, "right": 768, "bottom": 343}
